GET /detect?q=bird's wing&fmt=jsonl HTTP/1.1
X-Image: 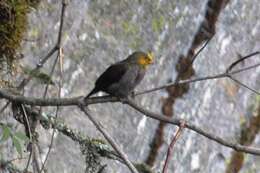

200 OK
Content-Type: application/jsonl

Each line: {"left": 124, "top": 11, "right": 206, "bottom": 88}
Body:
{"left": 95, "top": 62, "right": 128, "bottom": 90}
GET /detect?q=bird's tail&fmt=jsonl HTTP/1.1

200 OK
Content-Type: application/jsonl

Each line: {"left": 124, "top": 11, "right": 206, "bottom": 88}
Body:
{"left": 84, "top": 88, "right": 98, "bottom": 100}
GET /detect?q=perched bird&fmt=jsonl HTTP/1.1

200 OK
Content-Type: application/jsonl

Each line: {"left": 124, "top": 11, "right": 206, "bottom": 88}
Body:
{"left": 85, "top": 51, "right": 154, "bottom": 99}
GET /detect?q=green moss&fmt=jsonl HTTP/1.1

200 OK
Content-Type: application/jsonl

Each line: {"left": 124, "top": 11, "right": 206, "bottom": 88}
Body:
{"left": 122, "top": 21, "right": 139, "bottom": 35}
{"left": 152, "top": 15, "right": 165, "bottom": 33}
{"left": 0, "top": 0, "right": 40, "bottom": 76}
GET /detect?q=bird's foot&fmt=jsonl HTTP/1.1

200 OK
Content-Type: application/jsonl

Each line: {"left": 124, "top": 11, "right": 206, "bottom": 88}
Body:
{"left": 118, "top": 97, "right": 128, "bottom": 104}
{"left": 130, "top": 91, "right": 136, "bottom": 100}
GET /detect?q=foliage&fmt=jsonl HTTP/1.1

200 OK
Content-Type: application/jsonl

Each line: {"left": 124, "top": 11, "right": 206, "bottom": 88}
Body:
{"left": 0, "top": 123, "right": 29, "bottom": 157}
{"left": 22, "top": 66, "right": 55, "bottom": 85}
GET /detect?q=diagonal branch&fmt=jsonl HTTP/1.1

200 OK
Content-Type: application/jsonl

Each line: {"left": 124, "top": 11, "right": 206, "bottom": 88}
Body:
{"left": 21, "top": 104, "right": 34, "bottom": 172}
{"left": 125, "top": 99, "right": 260, "bottom": 155}
{"left": 162, "top": 121, "right": 185, "bottom": 173}
{"left": 78, "top": 104, "right": 139, "bottom": 173}
{"left": 229, "top": 76, "right": 260, "bottom": 95}
{"left": 39, "top": 48, "right": 64, "bottom": 173}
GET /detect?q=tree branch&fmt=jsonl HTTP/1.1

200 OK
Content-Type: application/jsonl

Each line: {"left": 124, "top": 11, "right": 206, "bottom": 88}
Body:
{"left": 3, "top": 91, "right": 260, "bottom": 156}
{"left": 0, "top": 53, "right": 260, "bottom": 157}
{"left": 125, "top": 99, "right": 260, "bottom": 155}
{"left": 78, "top": 104, "right": 139, "bottom": 173}
{"left": 39, "top": 110, "right": 122, "bottom": 162}
{"left": 162, "top": 121, "right": 185, "bottom": 173}
{"left": 0, "top": 90, "right": 120, "bottom": 106}
{"left": 137, "top": 51, "right": 260, "bottom": 95}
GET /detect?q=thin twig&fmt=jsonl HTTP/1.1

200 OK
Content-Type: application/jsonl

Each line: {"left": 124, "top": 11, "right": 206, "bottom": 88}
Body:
{"left": 32, "top": 144, "right": 41, "bottom": 173}
{"left": 0, "top": 102, "right": 10, "bottom": 115}
{"left": 40, "top": 47, "right": 64, "bottom": 172}
{"left": 39, "top": 49, "right": 63, "bottom": 173}
{"left": 37, "top": 46, "right": 61, "bottom": 173}
{"left": 79, "top": 104, "right": 139, "bottom": 173}
{"left": 32, "top": 0, "right": 67, "bottom": 72}
{"left": 39, "top": 108, "right": 59, "bottom": 173}
{"left": 191, "top": 38, "right": 212, "bottom": 64}
{"left": 229, "top": 62, "right": 260, "bottom": 75}
{"left": 97, "top": 164, "right": 107, "bottom": 173}
{"left": 1, "top": 157, "right": 26, "bottom": 165}
{"left": 21, "top": 104, "right": 33, "bottom": 172}
{"left": 19, "top": 0, "right": 67, "bottom": 89}
{"left": 162, "top": 121, "right": 185, "bottom": 173}
{"left": 137, "top": 51, "right": 260, "bottom": 95}
{"left": 226, "top": 51, "right": 260, "bottom": 73}
{"left": 136, "top": 73, "right": 227, "bottom": 95}
{"left": 21, "top": 105, "right": 33, "bottom": 137}
{"left": 24, "top": 151, "right": 33, "bottom": 172}
{"left": 229, "top": 76, "right": 260, "bottom": 95}
{"left": 41, "top": 52, "right": 60, "bottom": 103}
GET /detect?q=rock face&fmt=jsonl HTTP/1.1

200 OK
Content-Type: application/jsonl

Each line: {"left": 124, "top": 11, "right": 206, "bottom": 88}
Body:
{"left": 3, "top": 0, "right": 259, "bottom": 173}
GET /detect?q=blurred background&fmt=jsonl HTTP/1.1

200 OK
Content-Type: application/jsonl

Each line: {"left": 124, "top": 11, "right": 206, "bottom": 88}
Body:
{"left": 1, "top": 0, "right": 260, "bottom": 172}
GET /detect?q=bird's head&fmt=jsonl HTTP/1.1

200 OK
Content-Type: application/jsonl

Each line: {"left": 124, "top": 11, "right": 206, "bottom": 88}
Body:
{"left": 127, "top": 51, "right": 154, "bottom": 68}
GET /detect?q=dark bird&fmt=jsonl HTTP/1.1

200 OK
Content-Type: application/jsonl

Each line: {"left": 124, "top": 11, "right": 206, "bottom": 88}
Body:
{"left": 85, "top": 51, "right": 154, "bottom": 99}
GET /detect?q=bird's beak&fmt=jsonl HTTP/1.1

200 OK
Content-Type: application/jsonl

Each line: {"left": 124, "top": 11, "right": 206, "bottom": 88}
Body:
{"left": 147, "top": 52, "right": 154, "bottom": 64}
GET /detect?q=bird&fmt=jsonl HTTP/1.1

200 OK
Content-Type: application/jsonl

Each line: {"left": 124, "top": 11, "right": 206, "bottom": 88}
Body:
{"left": 85, "top": 51, "right": 154, "bottom": 100}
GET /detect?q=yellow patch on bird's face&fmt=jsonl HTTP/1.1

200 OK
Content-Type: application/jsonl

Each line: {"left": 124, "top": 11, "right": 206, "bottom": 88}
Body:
{"left": 147, "top": 52, "right": 154, "bottom": 64}
{"left": 138, "top": 52, "right": 154, "bottom": 68}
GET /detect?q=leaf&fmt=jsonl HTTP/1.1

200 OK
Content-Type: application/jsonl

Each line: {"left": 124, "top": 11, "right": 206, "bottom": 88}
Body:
{"left": 1, "top": 125, "right": 11, "bottom": 142}
{"left": 22, "top": 66, "right": 54, "bottom": 85}
{"left": 36, "top": 72, "right": 55, "bottom": 85}
{"left": 14, "top": 131, "right": 29, "bottom": 142}
{"left": 12, "top": 136, "right": 23, "bottom": 157}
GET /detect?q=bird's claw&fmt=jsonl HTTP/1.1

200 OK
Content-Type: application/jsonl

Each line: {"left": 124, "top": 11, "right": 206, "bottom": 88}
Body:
{"left": 119, "top": 97, "right": 128, "bottom": 104}
{"left": 130, "top": 91, "right": 136, "bottom": 99}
